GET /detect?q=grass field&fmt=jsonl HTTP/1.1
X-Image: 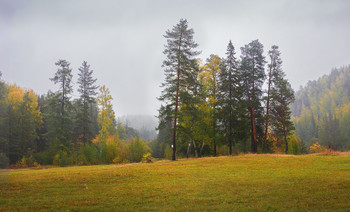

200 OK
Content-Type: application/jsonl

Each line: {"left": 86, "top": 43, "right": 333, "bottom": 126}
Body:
{"left": 1, "top": 154, "right": 350, "bottom": 211}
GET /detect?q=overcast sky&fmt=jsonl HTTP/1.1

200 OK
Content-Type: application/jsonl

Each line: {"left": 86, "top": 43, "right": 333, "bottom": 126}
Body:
{"left": 1, "top": 0, "right": 350, "bottom": 116}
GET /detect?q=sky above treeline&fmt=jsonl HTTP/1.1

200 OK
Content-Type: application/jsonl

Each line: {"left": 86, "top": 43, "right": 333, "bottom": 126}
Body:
{"left": 1, "top": 0, "right": 350, "bottom": 116}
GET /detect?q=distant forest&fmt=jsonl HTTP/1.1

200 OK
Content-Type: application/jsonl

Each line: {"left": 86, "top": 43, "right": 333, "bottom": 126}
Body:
{"left": 292, "top": 66, "right": 350, "bottom": 150}
{"left": 0, "top": 19, "right": 348, "bottom": 168}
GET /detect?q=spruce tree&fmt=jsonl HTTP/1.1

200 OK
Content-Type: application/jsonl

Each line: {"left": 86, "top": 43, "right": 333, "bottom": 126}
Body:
{"left": 76, "top": 61, "right": 98, "bottom": 144}
{"left": 263, "top": 45, "right": 282, "bottom": 152}
{"left": 218, "top": 41, "right": 245, "bottom": 155}
{"left": 240, "top": 40, "right": 266, "bottom": 153}
{"left": 158, "top": 19, "right": 200, "bottom": 160}
{"left": 49, "top": 59, "right": 73, "bottom": 148}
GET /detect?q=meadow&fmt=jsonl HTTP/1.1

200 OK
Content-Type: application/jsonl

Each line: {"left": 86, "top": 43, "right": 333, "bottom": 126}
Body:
{"left": 1, "top": 154, "right": 350, "bottom": 211}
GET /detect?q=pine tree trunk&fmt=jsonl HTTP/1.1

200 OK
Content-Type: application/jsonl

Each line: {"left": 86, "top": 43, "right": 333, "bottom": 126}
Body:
{"left": 229, "top": 76, "right": 233, "bottom": 155}
{"left": 213, "top": 74, "right": 217, "bottom": 157}
{"left": 61, "top": 79, "right": 65, "bottom": 131}
{"left": 280, "top": 96, "right": 288, "bottom": 154}
{"left": 264, "top": 64, "right": 273, "bottom": 152}
{"left": 251, "top": 80, "right": 257, "bottom": 153}
{"left": 172, "top": 32, "right": 183, "bottom": 161}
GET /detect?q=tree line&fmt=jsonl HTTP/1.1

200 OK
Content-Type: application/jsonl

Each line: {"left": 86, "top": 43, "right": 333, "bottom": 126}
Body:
{"left": 0, "top": 61, "right": 147, "bottom": 167}
{"left": 0, "top": 19, "right": 310, "bottom": 167}
{"left": 154, "top": 19, "right": 296, "bottom": 160}
{"left": 292, "top": 66, "right": 350, "bottom": 150}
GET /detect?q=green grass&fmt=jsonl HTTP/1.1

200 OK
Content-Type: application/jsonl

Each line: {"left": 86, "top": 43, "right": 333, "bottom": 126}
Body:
{"left": 1, "top": 154, "right": 350, "bottom": 211}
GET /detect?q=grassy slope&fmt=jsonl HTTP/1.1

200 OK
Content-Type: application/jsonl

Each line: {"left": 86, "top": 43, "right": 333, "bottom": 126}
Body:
{"left": 1, "top": 155, "right": 350, "bottom": 211}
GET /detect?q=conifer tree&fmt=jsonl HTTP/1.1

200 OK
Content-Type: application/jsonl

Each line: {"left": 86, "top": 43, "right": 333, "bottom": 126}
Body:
{"left": 270, "top": 68, "right": 295, "bottom": 154}
{"left": 158, "top": 19, "right": 200, "bottom": 160}
{"left": 218, "top": 41, "right": 246, "bottom": 155}
{"left": 263, "top": 45, "right": 282, "bottom": 152}
{"left": 240, "top": 40, "right": 266, "bottom": 153}
{"left": 49, "top": 59, "right": 73, "bottom": 148}
{"left": 76, "top": 61, "right": 98, "bottom": 144}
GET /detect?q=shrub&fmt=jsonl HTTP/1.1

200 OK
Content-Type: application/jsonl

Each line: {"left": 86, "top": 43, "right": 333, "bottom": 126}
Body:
{"left": 287, "top": 133, "right": 301, "bottom": 155}
{"left": 309, "top": 142, "right": 325, "bottom": 153}
{"left": 127, "top": 137, "right": 149, "bottom": 162}
{"left": 33, "top": 162, "right": 42, "bottom": 169}
{"left": 78, "top": 143, "right": 99, "bottom": 165}
{"left": 142, "top": 152, "right": 153, "bottom": 163}
{"left": 34, "top": 151, "right": 54, "bottom": 165}
{"left": 103, "top": 136, "right": 120, "bottom": 164}
{"left": 53, "top": 151, "right": 69, "bottom": 167}
{"left": 164, "top": 145, "right": 173, "bottom": 160}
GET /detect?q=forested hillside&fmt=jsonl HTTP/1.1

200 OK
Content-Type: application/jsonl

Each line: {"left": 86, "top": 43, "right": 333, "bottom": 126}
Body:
{"left": 292, "top": 66, "right": 350, "bottom": 150}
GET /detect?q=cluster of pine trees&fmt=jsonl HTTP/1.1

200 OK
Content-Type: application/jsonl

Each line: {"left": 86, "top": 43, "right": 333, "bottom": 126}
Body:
{"left": 0, "top": 61, "right": 147, "bottom": 167}
{"left": 153, "top": 19, "right": 296, "bottom": 160}
{"left": 292, "top": 66, "right": 350, "bottom": 150}
{"left": 4, "top": 19, "right": 341, "bottom": 167}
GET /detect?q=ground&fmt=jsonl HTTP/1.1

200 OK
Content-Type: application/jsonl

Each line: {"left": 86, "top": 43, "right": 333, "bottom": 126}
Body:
{"left": 1, "top": 154, "right": 350, "bottom": 211}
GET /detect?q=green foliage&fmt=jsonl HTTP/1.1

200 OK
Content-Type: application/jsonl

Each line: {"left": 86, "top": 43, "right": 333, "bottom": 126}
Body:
{"left": 293, "top": 66, "right": 350, "bottom": 150}
{"left": 116, "top": 121, "right": 127, "bottom": 140}
{"left": 164, "top": 145, "right": 173, "bottom": 160}
{"left": 142, "top": 152, "right": 153, "bottom": 163}
{"left": 218, "top": 41, "right": 247, "bottom": 155}
{"left": 34, "top": 150, "right": 54, "bottom": 165}
{"left": 127, "top": 137, "right": 149, "bottom": 162}
{"left": 157, "top": 19, "right": 201, "bottom": 160}
{"left": 75, "top": 61, "right": 98, "bottom": 144}
{"left": 53, "top": 150, "right": 71, "bottom": 167}
{"left": 49, "top": 59, "right": 74, "bottom": 150}
{"left": 240, "top": 39, "right": 267, "bottom": 153}
{"left": 78, "top": 143, "right": 99, "bottom": 165}
{"left": 287, "top": 134, "right": 301, "bottom": 155}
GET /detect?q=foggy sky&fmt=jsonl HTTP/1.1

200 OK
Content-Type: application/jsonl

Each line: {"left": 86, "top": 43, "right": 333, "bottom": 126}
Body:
{"left": 1, "top": 0, "right": 350, "bottom": 116}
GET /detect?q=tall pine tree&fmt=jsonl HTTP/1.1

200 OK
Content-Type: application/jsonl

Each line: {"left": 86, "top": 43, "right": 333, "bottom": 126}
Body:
{"left": 240, "top": 40, "right": 266, "bottom": 153}
{"left": 270, "top": 63, "right": 295, "bottom": 154}
{"left": 263, "top": 45, "right": 282, "bottom": 152}
{"left": 76, "top": 61, "right": 98, "bottom": 144}
{"left": 158, "top": 19, "right": 200, "bottom": 160}
{"left": 49, "top": 59, "right": 73, "bottom": 149}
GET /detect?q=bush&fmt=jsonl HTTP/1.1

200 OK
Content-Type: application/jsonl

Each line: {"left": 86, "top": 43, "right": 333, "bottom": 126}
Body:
{"left": 288, "top": 133, "right": 301, "bottom": 155}
{"left": 142, "top": 152, "right": 153, "bottom": 163}
{"left": 104, "top": 136, "right": 121, "bottom": 164}
{"left": 127, "top": 137, "right": 149, "bottom": 162}
{"left": 309, "top": 142, "right": 325, "bottom": 153}
{"left": 34, "top": 151, "right": 54, "bottom": 165}
{"left": 16, "top": 155, "right": 36, "bottom": 168}
{"left": 78, "top": 143, "right": 99, "bottom": 165}
{"left": 164, "top": 145, "right": 173, "bottom": 160}
{"left": 53, "top": 151, "right": 69, "bottom": 167}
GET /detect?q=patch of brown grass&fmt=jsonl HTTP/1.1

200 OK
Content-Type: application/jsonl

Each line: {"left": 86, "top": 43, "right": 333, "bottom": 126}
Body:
{"left": 319, "top": 149, "right": 350, "bottom": 156}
